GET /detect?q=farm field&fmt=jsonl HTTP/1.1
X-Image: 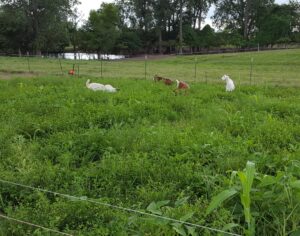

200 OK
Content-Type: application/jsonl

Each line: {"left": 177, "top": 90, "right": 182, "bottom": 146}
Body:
{"left": 1, "top": 49, "right": 300, "bottom": 86}
{"left": 0, "top": 51, "right": 300, "bottom": 235}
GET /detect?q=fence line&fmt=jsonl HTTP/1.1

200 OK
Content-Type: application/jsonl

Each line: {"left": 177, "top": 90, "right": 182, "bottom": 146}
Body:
{"left": 0, "top": 178, "right": 241, "bottom": 236}
{"left": 0, "top": 214, "right": 74, "bottom": 236}
{"left": 0, "top": 54, "right": 299, "bottom": 87}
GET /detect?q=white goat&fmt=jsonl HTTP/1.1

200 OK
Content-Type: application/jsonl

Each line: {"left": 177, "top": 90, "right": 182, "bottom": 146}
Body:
{"left": 221, "top": 75, "right": 235, "bottom": 92}
{"left": 86, "top": 79, "right": 105, "bottom": 91}
{"left": 104, "top": 84, "right": 117, "bottom": 93}
{"left": 86, "top": 79, "right": 117, "bottom": 93}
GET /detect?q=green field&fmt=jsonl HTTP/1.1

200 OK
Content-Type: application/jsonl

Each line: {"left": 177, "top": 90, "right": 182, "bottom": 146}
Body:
{"left": 0, "top": 51, "right": 300, "bottom": 235}
{"left": 1, "top": 49, "right": 300, "bottom": 86}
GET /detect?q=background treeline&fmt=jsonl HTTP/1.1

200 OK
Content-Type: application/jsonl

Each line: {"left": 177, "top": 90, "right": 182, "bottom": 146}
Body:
{"left": 0, "top": 0, "right": 300, "bottom": 55}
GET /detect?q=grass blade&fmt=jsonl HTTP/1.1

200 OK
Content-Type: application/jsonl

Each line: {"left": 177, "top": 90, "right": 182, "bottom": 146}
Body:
{"left": 206, "top": 188, "right": 237, "bottom": 215}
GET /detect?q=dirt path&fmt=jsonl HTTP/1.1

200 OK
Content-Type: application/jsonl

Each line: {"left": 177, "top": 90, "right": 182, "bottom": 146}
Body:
{"left": 0, "top": 71, "right": 38, "bottom": 80}
{"left": 123, "top": 54, "right": 176, "bottom": 61}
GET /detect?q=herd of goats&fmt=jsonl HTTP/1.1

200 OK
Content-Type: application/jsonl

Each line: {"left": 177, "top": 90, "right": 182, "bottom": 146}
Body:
{"left": 69, "top": 69, "right": 235, "bottom": 94}
{"left": 150, "top": 74, "right": 235, "bottom": 94}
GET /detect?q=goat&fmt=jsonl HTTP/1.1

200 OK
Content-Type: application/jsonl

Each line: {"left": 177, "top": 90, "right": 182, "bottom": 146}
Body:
{"left": 104, "top": 84, "right": 118, "bottom": 93}
{"left": 174, "top": 79, "right": 190, "bottom": 95}
{"left": 221, "top": 75, "right": 235, "bottom": 92}
{"left": 153, "top": 75, "right": 174, "bottom": 85}
{"left": 68, "top": 69, "right": 75, "bottom": 75}
{"left": 153, "top": 75, "right": 164, "bottom": 82}
{"left": 86, "top": 79, "right": 105, "bottom": 91}
{"left": 69, "top": 64, "right": 75, "bottom": 75}
{"left": 86, "top": 79, "right": 118, "bottom": 93}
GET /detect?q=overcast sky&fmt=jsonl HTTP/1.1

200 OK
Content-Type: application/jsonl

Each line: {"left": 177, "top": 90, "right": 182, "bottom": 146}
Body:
{"left": 78, "top": 0, "right": 290, "bottom": 26}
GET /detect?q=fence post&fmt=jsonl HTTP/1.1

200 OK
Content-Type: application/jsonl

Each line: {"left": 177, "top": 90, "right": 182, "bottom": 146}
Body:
{"left": 100, "top": 56, "right": 103, "bottom": 78}
{"left": 194, "top": 56, "right": 197, "bottom": 81}
{"left": 77, "top": 64, "right": 80, "bottom": 78}
{"left": 238, "top": 72, "right": 241, "bottom": 91}
{"left": 59, "top": 58, "right": 63, "bottom": 75}
{"left": 144, "top": 54, "right": 147, "bottom": 80}
{"left": 250, "top": 57, "right": 253, "bottom": 85}
{"left": 27, "top": 53, "right": 31, "bottom": 73}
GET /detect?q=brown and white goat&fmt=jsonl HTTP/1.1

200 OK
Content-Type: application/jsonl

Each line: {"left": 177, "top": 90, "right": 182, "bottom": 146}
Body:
{"left": 173, "top": 79, "right": 190, "bottom": 95}
{"left": 153, "top": 75, "right": 174, "bottom": 85}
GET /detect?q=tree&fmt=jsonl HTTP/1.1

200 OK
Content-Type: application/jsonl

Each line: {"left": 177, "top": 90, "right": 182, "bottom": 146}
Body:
{"left": 186, "top": 0, "right": 216, "bottom": 30}
{"left": 0, "top": 0, "right": 78, "bottom": 54}
{"left": 256, "top": 4, "right": 299, "bottom": 47}
{"left": 68, "top": 6, "right": 83, "bottom": 59}
{"left": 153, "top": 0, "right": 172, "bottom": 53}
{"left": 213, "top": 0, "right": 274, "bottom": 41}
{"left": 80, "top": 3, "right": 120, "bottom": 57}
{"left": 0, "top": 4, "right": 28, "bottom": 54}
{"left": 116, "top": 28, "right": 142, "bottom": 54}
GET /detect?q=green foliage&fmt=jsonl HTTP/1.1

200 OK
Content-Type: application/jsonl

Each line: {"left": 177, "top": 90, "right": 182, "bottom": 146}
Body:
{"left": 256, "top": 4, "right": 295, "bottom": 46}
{"left": 207, "top": 162, "right": 256, "bottom": 235}
{"left": 238, "top": 162, "right": 256, "bottom": 236}
{"left": 0, "top": 0, "right": 77, "bottom": 54}
{"left": 0, "top": 54, "right": 300, "bottom": 234}
{"left": 80, "top": 3, "right": 120, "bottom": 54}
{"left": 206, "top": 189, "right": 237, "bottom": 215}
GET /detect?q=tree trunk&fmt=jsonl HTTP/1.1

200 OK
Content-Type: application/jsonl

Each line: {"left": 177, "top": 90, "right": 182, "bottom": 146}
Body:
{"left": 158, "top": 28, "right": 162, "bottom": 54}
{"left": 179, "top": 0, "right": 183, "bottom": 54}
{"left": 31, "top": 0, "right": 41, "bottom": 55}
{"left": 74, "top": 44, "right": 77, "bottom": 60}
{"left": 244, "top": 0, "right": 250, "bottom": 40}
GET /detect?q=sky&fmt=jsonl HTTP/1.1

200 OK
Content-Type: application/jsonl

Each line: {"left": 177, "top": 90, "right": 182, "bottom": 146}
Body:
{"left": 78, "top": 0, "right": 290, "bottom": 26}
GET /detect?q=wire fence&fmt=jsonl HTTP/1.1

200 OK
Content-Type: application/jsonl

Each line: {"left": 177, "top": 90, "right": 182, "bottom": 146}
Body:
{"left": 0, "top": 53, "right": 299, "bottom": 87}
{"left": 0, "top": 178, "right": 241, "bottom": 236}
{"left": 0, "top": 214, "right": 74, "bottom": 236}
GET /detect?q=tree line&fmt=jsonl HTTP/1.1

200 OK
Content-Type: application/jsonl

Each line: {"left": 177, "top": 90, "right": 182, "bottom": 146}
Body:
{"left": 0, "top": 0, "right": 299, "bottom": 56}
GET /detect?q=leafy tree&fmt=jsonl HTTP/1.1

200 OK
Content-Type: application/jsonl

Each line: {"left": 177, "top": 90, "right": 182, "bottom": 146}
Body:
{"left": 116, "top": 28, "right": 142, "bottom": 54}
{"left": 199, "top": 24, "right": 216, "bottom": 48}
{"left": 183, "top": 25, "right": 199, "bottom": 51}
{"left": 186, "top": 0, "right": 216, "bottom": 30}
{"left": 0, "top": 4, "right": 28, "bottom": 54}
{"left": 153, "top": 0, "right": 172, "bottom": 53}
{"left": 80, "top": 3, "right": 120, "bottom": 57}
{"left": 213, "top": 0, "right": 274, "bottom": 41}
{"left": 0, "top": 0, "right": 78, "bottom": 54}
{"left": 256, "top": 4, "right": 299, "bottom": 47}
{"left": 68, "top": 7, "right": 82, "bottom": 59}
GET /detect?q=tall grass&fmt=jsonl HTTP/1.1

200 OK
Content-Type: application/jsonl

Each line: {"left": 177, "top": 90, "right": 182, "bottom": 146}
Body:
{"left": 0, "top": 73, "right": 300, "bottom": 235}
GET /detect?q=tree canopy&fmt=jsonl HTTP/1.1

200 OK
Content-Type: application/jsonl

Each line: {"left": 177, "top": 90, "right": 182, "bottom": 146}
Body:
{"left": 0, "top": 0, "right": 299, "bottom": 55}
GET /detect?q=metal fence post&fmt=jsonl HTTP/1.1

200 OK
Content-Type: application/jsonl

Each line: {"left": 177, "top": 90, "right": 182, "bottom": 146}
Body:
{"left": 59, "top": 58, "right": 63, "bottom": 75}
{"left": 194, "top": 56, "right": 197, "bottom": 81}
{"left": 27, "top": 54, "right": 31, "bottom": 73}
{"left": 250, "top": 57, "right": 253, "bottom": 85}
{"left": 144, "top": 54, "right": 147, "bottom": 79}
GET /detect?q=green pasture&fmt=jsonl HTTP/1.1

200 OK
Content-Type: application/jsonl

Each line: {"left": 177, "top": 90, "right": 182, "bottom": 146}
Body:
{"left": 1, "top": 49, "right": 300, "bottom": 86}
{"left": 0, "top": 50, "right": 300, "bottom": 235}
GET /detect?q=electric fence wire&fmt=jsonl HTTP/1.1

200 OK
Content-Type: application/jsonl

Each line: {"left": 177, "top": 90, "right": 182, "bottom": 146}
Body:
{"left": 0, "top": 178, "right": 241, "bottom": 236}
{"left": 0, "top": 214, "right": 74, "bottom": 236}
